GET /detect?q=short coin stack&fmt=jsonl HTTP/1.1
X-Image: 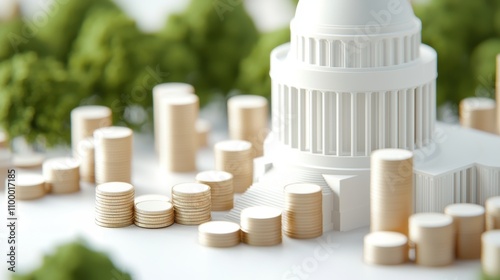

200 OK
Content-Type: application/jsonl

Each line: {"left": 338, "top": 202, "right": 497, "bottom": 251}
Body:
{"left": 459, "top": 97, "right": 497, "bottom": 134}
{"left": 71, "top": 105, "right": 112, "bottom": 158}
{"left": 158, "top": 94, "right": 198, "bottom": 172}
{"left": 240, "top": 206, "right": 282, "bottom": 246}
{"left": 172, "top": 183, "right": 211, "bottom": 225}
{"left": 15, "top": 174, "right": 47, "bottom": 200}
{"left": 134, "top": 197, "right": 174, "bottom": 229}
{"left": 227, "top": 95, "right": 268, "bottom": 157}
{"left": 486, "top": 196, "right": 500, "bottom": 230}
{"left": 444, "top": 203, "right": 485, "bottom": 259}
{"left": 482, "top": 230, "right": 500, "bottom": 279}
{"left": 363, "top": 231, "right": 408, "bottom": 265}
{"left": 195, "top": 171, "right": 234, "bottom": 211}
{"left": 94, "top": 127, "right": 133, "bottom": 184}
{"left": 409, "top": 213, "right": 455, "bottom": 267}
{"left": 214, "top": 140, "right": 253, "bottom": 193}
{"left": 76, "top": 137, "right": 95, "bottom": 183}
{"left": 282, "top": 183, "right": 323, "bottom": 239}
{"left": 95, "top": 182, "right": 134, "bottom": 228}
{"left": 152, "top": 83, "right": 194, "bottom": 153}
{"left": 198, "top": 221, "right": 241, "bottom": 247}
{"left": 42, "top": 157, "right": 80, "bottom": 194}
{"left": 370, "top": 149, "right": 413, "bottom": 236}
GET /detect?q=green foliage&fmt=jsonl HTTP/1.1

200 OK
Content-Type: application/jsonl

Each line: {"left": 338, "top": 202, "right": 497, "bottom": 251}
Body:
{"left": 414, "top": 0, "right": 500, "bottom": 108}
{"left": 0, "top": 52, "right": 85, "bottom": 146}
{"left": 471, "top": 38, "right": 500, "bottom": 97}
{"left": 162, "top": 0, "right": 259, "bottom": 103}
{"left": 35, "top": 0, "right": 102, "bottom": 62}
{"left": 0, "top": 0, "right": 257, "bottom": 146}
{"left": 11, "top": 241, "right": 132, "bottom": 280}
{"left": 236, "top": 28, "right": 290, "bottom": 97}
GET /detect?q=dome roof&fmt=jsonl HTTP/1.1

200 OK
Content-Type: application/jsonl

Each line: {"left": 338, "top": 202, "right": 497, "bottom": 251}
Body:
{"left": 294, "top": 0, "right": 416, "bottom": 29}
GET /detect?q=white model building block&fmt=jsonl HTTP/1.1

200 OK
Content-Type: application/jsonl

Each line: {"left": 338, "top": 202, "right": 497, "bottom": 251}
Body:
{"left": 227, "top": 0, "right": 500, "bottom": 232}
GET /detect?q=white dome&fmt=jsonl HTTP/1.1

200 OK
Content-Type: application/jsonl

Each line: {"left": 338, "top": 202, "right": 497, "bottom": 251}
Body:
{"left": 294, "top": 0, "right": 416, "bottom": 29}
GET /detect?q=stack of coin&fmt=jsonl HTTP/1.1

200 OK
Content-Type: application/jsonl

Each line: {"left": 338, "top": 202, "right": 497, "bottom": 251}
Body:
{"left": 42, "top": 157, "right": 80, "bottom": 194}
{"left": 195, "top": 171, "right": 233, "bottom": 211}
{"left": 158, "top": 94, "right": 198, "bottom": 172}
{"left": 198, "top": 221, "right": 241, "bottom": 247}
{"left": 94, "top": 127, "right": 133, "bottom": 184}
{"left": 214, "top": 140, "right": 253, "bottom": 193}
{"left": 459, "top": 97, "right": 496, "bottom": 134}
{"left": 364, "top": 231, "right": 408, "bottom": 265}
{"left": 15, "top": 174, "right": 47, "bottom": 200}
{"left": 282, "top": 183, "right": 323, "bottom": 239}
{"left": 445, "top": 203, "right": 485, "bottom": 259}
{"left": 71, "top": 105, "right": 112, "bottom": 158}
{"left": 371, "top": 149, "right": 413, "bottom": 236}
{"left": 13, "top": 153, "right": 45, "bottom": 169}
{"left": 486, "top": 196, "right": 500, "bottom": 230}
{"left": 172, "top": 183, "right": 211, "bottom": 225}
{"left": 95, "top": 182, "right": 134, "bottom": 228}
{"left": 76, "top": 137, "right": 95, "bottom": 183}
{"left": 196, "top": 119, "right": 211, "bottom": 149}
{"left": 227, "top": 95, "right": 268, "bottom": 158}
{"left": 134, "top": 198, "right": 174, "bottom": 229}
{"left": 240, "top": 206, "right": 282, "bottom": 246}
{"left": 482, "top": 230, "right": 500, "bottom": 279}
{"left": 152, "top": 83, "right": 194, "bottom": 152}
{"left": 409, "top": 213, "right": 455, "bottom": 266}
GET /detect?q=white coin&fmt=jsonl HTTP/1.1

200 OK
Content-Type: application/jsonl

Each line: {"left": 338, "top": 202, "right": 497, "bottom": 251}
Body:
{"left": 135, "top": 201, "right": 172, "bottom": 213}
{"left": 228, "top": 95, "right": 267, "bottom": 109}
{"left": 13, "top": 153, "right": 45, "bottom": 168}
{"left": 196, "top": 171, "right": 233, "bottom": 182}
{"left": 17, "top": 174, "right": 45, "bottom": 187}
{"left": 410, "top": 213, "right": 453, "bottom": 228}
{"left": 371, "top": 149, "right": 413, "bottom": 161}
{"left": 71, "top": 106, "right": 112, "bottom": 120}
{"left": 364, "top": 231, "right": 408, "bottom": 247}
{"left": 94, "top": 126, "right": 132, "bottom": 140}
{"left": 172, "top": 183, "right": 210, "bottom": 195}
{"left": 199, "top": 221, "right": 240, "bottom": 235}
{"left": 97, "top": 182, "right": 134, "bottom": 195}
{"left": 445, "top": 203, "right": 485, "bottom": 217}
{"left": 241, "top": 206, "right": 282, "bottom": 220}
{"left": 215, "top": 140, "right": 252, "bottom": 152}
{"left": 284, "top": 183, "right": 321, "bottom": 195}
{"left": 43, "top": 157, "right": 80, "bottom": 170}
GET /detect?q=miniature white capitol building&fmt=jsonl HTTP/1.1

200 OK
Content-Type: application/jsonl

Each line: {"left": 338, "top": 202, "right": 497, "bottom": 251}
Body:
{"left": 227, "top": 0, "right": 500, "bottom": 231}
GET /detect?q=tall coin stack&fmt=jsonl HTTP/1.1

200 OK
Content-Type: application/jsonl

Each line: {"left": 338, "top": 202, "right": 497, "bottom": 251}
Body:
{"left": 71, "top": 106, "right": 112, "bottom": 158}
{"left": 282, "top": 183, "right": 323, "bottom": 239}
{"left": 198, "top": 221, "right": 241, "bottom": 248}
{"left": 240, "top": 206, "right": 282, "bottom": 246}
{"left": 152, "top": 83, "right": 194, "bottom": 152}
{"left": 95, "top": 182, "right": 134, "bottom": 228}
{"left": 482, "top": 230, "right": 500, "bottom": 279}
{"left": 76, "top": 137, "right": 95, "bottom": 183}
{"left": 94, "top": 127, "right": 133, "bottom": 184}
{"left": 364, "top": 231, "right": 408, "bottom": 265}
{"left": 172, "top": 183, "right": 211, "bottom": 225}
{"left": 409, "top": 213, "right": 455, "bottom": 267}
{"left": 195, "top": 171, "right": 234, "bottom": 211}
{"left": 459, "top": 97, "right": 497, "bottom": 134}
{"left": 370, "top": 149, "right": 413, "bottom": 236}
{"left": 134, "top": 198, "right": 174, "bottom": 229}
{"left": 486, "top": 196, "right": 500, "bottom": 230}
{"left": 42, "top": 157, "right": 80, "bottom": 194}
{"left": 444, "top": 203, "right": 485, "bottom": 259}
{"left": 214, "top": 140, "right": 253, "bottom": 193}
{"left": 228, "top": 95, "right": 268, "bottom": 158}
{"left": 158, "top": 94, "right": 198, "bottom": 172}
